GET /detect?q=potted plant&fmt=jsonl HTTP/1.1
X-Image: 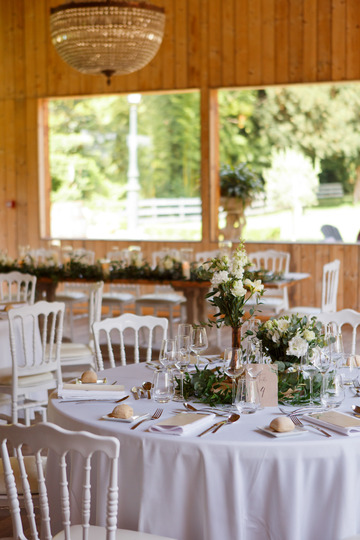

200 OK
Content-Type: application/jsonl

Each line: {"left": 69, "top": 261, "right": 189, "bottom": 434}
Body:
{"left": 220, "top": 163, "right": 265, "bottom": 239}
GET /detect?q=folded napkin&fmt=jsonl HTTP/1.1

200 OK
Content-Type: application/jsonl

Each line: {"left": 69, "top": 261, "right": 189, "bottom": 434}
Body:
{"left": 58, "top": 382, "right": 126, "bottom": 400}
{"left": 305, "top": 410, "right": 360, "bottom": 436}
{"left": 149, "top": 412, "right": 216, "bottom": 436}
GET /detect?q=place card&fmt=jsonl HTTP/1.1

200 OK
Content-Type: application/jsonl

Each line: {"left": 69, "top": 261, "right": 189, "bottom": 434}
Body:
{"left": 246, "top": 364, "right": 278, "bottom": 407}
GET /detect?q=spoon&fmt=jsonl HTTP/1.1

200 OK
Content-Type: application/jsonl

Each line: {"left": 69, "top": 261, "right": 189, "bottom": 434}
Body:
{"left": 131, "top": 386, "right": 140, "bottom": 400}
{"left": 198, "top": 413, "right": 240, "bottom": 436}
{"left": 212, "top": 413, "right": 240, "bottom": 433}
{"left": 352, "top": 404, "right": 360, "bottom": 416}
{"left": 142, "top": 381, "right": 152, "bottom": 399}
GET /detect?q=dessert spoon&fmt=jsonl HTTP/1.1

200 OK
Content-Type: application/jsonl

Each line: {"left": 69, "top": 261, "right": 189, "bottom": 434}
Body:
{"left": 198, "top": 413, "right": 240, "bottom": 436}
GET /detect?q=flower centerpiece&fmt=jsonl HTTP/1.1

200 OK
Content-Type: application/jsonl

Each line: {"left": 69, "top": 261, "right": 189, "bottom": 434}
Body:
{"left": 201, "top": 242, "right": 264, "bottom": 348}
{"left": 256, "top": 314, "right": 324, "bottom": 405}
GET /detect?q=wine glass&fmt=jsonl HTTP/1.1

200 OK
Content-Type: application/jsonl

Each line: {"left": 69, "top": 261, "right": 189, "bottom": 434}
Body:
{"left": 159, "top": 338, "right": 177, "bottom": 369}
{"left": 174, "top": 334, "right": 191, "bottom": 402}
{"left": 190, "top": 327, "right": 208, "bottom": 365}
{"left": 300, "top": 350, "right": 319, "bottom": 406}
{"left": 223, "top": 347, "right": 245, "bottom": 406}
{"left": 243, "top": 338, "right": 264, "bottom": 380}
{"left": 178, "top": 323, "right": 192, "bottom": 337}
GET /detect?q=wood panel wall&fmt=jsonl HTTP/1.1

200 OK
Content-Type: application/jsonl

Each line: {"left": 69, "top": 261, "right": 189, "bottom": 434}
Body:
{"left": 0, "top": 0, "right": 359, "bottom": 310}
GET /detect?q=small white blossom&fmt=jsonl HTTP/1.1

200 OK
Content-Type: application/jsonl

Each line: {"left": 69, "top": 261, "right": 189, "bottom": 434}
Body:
{"left": 244, "top": 278, "right": 264, "bottom": 293}
{"left": 211, "top": 270, "right": 229, "bottom": 286}
{"left": 287, "top": 335, "right": 309, "bottom": 358}
{"left": 303, "top": 329, "right": 315, "bottom": 342}
{"left": 277, "top": 319, "right": 290, "bottom": 333}
{"left": 163, "top": 258, "right": 174, "bottom": 270}
{"left": 231, "top": 280, "right": 246, "bottom": 297}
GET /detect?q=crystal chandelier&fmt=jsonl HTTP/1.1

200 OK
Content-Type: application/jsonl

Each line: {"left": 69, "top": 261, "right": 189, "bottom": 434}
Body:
{"left": 50, "top": 1, "right": 165, "bottom": 84}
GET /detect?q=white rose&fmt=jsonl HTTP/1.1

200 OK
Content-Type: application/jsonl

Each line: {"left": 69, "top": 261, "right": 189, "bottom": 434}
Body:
{"left": 231, "top": 280, "right": 246, "bottom": 297}
{"left": 303, "top": 329, "right": 315, "bottom": 342}
{"left": 277, "top": 319, "right": 290, "bottom": 333}
{"left": 211, "top": 270, "right": 229, "bottom": 286}
{"left": 287, "top": 336, "right": 309, "bottom": 358}
{"left": 163, "top": 258, "right": 173, "bottom": 270}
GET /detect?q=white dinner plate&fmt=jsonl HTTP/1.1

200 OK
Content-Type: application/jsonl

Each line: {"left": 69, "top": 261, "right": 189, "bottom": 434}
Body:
{"left": 101, "top": 412, "right": 149, "bottom": 423}
{"left": 257, "top": 425, "right": 308, "bottom": 438}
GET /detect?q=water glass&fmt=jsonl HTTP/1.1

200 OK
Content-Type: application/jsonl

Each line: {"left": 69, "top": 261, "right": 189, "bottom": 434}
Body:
{"left": 223, "top": 348, "right": 245, "bottom": 405}
{"left": 178, "top": 323, "right": 192, "bottom": 337}
{"left": 159, "top": 338, "right": 177, "bottom": 368}
{"left": 339, "top": 354, "right": 359, "bottom": 385}
{"left": 234, "top": 378, "right": 260, "bottom": 414}
{"left": 300, "top": 350, "right": 319, "bottom": 406}
{"left": 320, "top": 371, "right": 345, "bottom": 408}
{"left": 190, "top": 327, "right": 208, "bottom": 365}
{"left": 152, "top": 369, "right": 175, "bottom": 403}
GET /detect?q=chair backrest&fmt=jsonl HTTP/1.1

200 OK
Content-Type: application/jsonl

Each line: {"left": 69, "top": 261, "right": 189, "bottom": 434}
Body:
{"left": 8, "top": 300, "right": 64, "bottom": 380}
{"left": 88, "top": 281, "right": 104, "bottom": 329}
{"left": 248, "top": 250, "right": 290, "bottom": 274}
{"left": 195, "top": 250, "right": 220, "bottom": 263}
{"left": 93, "top": 313, "right": 168, "bottom": 369}
{"left": 321, "top": 224, "right": 343, "bottom": 242}
{"left": 316, "top": 309, "right": 360, "bottom": 354}
{"left": 0, "top": 422, "right": 119, "bottom": 540}
{"left": 0, "top": 272, "right": 37, "bottom": 305}
{"left": 321, "top": 259, "right": 340, "bottom": 312}
{"left": 72, "top": 248, "right": 95, "bottom": 265}
{"left": 29, "top": 249, "right": 59, "bottom": 266}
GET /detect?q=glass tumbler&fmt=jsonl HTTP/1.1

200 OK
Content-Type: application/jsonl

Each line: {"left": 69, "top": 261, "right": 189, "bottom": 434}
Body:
{"left": 152, "top": 369, "right": 175, "bottom": 403}
{"left": 320, "top": 371, "right": 345, "bottom": 408}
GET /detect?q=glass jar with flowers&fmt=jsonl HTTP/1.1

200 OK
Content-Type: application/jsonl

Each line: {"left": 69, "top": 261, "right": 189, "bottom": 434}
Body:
{"left": 199, "top": 242, "right": 264, "bottom": 357}
{"left": 256, "top": 314, "right": 325, "bottom": 405}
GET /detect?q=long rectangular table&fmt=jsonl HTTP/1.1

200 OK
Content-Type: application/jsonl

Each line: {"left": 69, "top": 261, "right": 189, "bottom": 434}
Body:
{"left": 37, "top": 273, "right": 310, "bottom": 325}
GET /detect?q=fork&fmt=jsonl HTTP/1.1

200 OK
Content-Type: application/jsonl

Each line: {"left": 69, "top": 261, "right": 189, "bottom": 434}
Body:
{"left": 130, "top": 408, "right": 163, "bottom": 430}
{"left": 289, "top": 414, "right": 332, "bottom": 437}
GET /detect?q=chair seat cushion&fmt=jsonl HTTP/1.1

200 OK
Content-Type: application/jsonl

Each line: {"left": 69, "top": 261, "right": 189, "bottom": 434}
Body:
{"left": 136, "top": 294, "right": 186, "bottom": 305}
{"left": 102, "top": 293, "right": 135, "bottom": 303}
{"left": 56, "top": 292, "right": 87, "bottom": 302}
{"left": 0, "top": 371, "right": 55, "bottom": 387}
{"left": 0, "top": 456, "right": 46, "bottom": 495}
{"left": 60, "top": 343, "right": 93, "bottom": 363}
{"left": 53, "top": 524, "right": 176, "bottom": 540}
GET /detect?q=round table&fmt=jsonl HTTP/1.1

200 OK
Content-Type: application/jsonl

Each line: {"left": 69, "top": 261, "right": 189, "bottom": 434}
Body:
{"left": 48, "top": 363, "right": 360, "bottom": 540}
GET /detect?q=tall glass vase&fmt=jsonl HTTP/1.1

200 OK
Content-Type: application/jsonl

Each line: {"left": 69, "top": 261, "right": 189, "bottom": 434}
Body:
{"left": 231, "top": 326, "right": 241, "bottom": 349}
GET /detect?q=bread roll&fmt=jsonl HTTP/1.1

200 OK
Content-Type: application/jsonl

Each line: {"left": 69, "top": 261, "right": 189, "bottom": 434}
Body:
{"left": 269, "top": 416, "right": 295, "bottom": 433}
{"left": 110, "top": 404, "right": 133, "bottom": 419}
{"left": 80, "top": 370, "right": 97, "bottom": 383}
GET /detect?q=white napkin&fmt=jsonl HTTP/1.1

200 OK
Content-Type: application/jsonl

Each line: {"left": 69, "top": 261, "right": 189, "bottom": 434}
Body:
{"left": 149, "top": 412, "right": 216, "bottom": 436}
{"left": 305, "top": 410, "right": 360, "bottom": 436}
{"left": 58, "top": 382, "right": 126, "bottom": 400}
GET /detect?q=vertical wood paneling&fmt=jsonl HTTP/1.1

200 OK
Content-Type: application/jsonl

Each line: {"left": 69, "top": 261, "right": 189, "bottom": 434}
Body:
{"left": 208, "top": 0, "right": 222, "bottom": 87}
{"left": 162, "top": 0, "right": 176, "bottom": 89}
{"left": 346, "top": 0, "right": 360, "bottom": 80}
{"left": 4, "top": 100, "right": 17, "bottom": 250}
{"left": 261, "top": 0, "right": 275, "bottom": 84}
{"left": 188, "top": 0, "right": 201, "bottom": 87}
{"left": 174, "top": 0, "right": 188, "bottom": 88}
{"left": 247, "top": 0, "right": 262, "bottom": 85}
{"left": 317, "top": 0, "right": 332, "bottom": 81}
{"left": 289, "top": 0, "right": 304, "bottom": 82}
{"left": 332, "top": 0, "right": 346, "bottom": 80}
{"left": 303, "top": 0, "right": 318, "bottom": 81}
{"left": 0, "top": 99, "right": 6, "bottom": 248}
{"left": 275, "top": 0, "right": 290, "bottom": 83}
{"left": 221, "top": 0, "right": 235, "bottom": 86}
{"left": 235, "top": 0, "right": 249, "bottom": 86}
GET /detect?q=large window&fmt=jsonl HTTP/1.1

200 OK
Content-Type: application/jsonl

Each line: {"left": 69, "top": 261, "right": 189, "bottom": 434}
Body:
{"left": 48, "top": 91, "right": 201, "bottom": 241}
{"left": 219, "top": 83, "right": 360, "bottom": 243}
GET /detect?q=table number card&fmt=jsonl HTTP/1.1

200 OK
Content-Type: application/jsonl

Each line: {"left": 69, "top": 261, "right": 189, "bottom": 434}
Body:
{"left": 246, "top": 364, "right": 278, "bottom": 407}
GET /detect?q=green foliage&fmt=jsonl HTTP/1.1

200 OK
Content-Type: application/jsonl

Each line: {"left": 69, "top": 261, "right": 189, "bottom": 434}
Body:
{"left": 180, "top": 366, "right": 232, "bottom": 405}
{"left": 49, "top": 92, "right": 201, "bottom": 204}
{"left": 219, "top": 162, "right": 265, "bottom": 203}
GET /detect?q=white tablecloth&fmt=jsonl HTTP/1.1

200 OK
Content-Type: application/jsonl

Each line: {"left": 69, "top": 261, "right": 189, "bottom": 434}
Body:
{"left": 48, "top": 363, "right": 360, "bottom": 540}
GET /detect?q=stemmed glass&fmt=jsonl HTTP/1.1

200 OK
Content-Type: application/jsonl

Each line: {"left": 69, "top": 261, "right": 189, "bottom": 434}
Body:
{"left": 325, "top": 324, "right": 345, "bottom": 368}
{"left": 178, "top": 323, "right": 192, "bottom": 338}
{"left": 223, "top": 347, "right": 245, "bottom": 407}
{"left": 190, "top": 327, "right": 208, "bottom": 366}
{"left": 159, "top": 338, "right": 177, "bottom": 369}
{"left": 174, "top": 334, "right": 191, "bottom": 402}
{"left": 313, "top": 346, "right": 331, "bottom": 394}
{"left": 300, "top": 350, "right": 319, "bottom": 406}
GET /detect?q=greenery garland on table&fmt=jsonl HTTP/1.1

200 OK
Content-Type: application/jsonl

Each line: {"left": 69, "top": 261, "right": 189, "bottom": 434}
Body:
{"left": 0, "top": 251, "right": 285, "bottom": 284}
